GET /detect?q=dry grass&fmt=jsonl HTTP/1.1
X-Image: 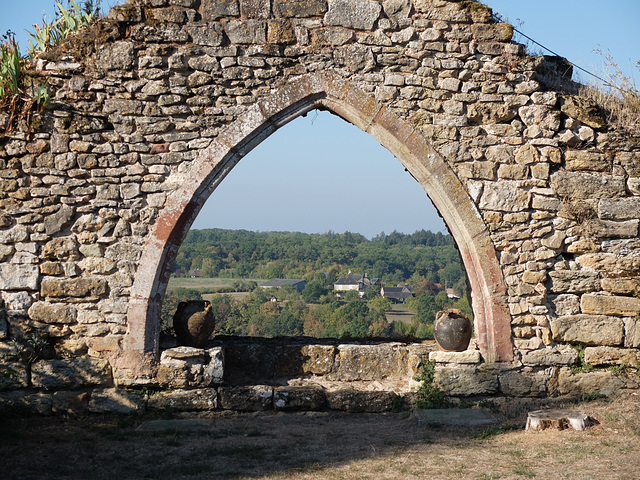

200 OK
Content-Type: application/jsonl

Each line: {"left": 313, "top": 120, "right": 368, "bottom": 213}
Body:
{"left": 2, "top": 392, "right": 639, "bottom": 479}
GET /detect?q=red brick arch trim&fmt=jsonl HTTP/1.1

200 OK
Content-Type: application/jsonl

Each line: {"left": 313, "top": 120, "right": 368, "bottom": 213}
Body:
{"left": 123, "top": 71, "right": 512, "bottom": 370}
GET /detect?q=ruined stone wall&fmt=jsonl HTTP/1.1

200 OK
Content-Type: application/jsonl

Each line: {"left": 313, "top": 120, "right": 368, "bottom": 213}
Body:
{"left": 1, "top": 0, "right": 640, "bottom": 414}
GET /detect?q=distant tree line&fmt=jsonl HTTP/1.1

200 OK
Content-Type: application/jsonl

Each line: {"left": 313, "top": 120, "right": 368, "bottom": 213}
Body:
{"left": 173, "top": 228, "right": 466, "bottom": 292}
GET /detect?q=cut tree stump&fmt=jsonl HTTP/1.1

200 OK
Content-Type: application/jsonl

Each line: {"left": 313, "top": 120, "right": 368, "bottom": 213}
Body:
{"left": 526, "top": 409, "right": 597, "bottom": 431}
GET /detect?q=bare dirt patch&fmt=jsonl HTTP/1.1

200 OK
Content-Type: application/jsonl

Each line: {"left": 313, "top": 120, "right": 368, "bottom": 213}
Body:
{"left": 2, "top": 392, "right": 639, "bottom": 479}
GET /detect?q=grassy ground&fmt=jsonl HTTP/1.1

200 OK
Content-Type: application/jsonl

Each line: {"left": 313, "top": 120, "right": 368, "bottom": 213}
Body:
{"left": 2, "top": 392, "right": 639, "bottom": 479}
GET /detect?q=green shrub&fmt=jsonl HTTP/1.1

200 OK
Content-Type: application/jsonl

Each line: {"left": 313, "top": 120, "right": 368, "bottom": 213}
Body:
{"left": 414, "top": 360, "right": 449, "bottom": 409}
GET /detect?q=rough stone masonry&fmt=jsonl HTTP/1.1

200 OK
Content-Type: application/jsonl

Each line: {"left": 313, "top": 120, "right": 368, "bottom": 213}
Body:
{"left": 1, "top": 0, "right": 640, "bottom": 414}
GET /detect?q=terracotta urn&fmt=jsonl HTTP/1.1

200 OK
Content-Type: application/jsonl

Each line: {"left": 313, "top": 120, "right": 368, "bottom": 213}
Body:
{"left": 173, "top": 300, "right": 215, "bottom": 347}
{"left": 433, "top": 309, "right": 472, "bottom": 352}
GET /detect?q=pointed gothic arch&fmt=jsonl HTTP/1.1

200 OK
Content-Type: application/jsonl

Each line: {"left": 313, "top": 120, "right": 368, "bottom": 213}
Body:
{"left": 123, "top": 71, "right": 512, "bottom": 370}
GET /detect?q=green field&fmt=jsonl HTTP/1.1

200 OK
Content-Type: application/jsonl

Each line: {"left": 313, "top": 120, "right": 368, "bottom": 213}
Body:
{"left": 166, "top": 277, "right": 266, "bottom": 292}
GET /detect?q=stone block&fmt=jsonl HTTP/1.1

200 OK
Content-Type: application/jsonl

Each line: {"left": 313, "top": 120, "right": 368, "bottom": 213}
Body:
{"left": 583, "top": 346, "right": 640, "bottom": 366}
{"left": 95, "top": 42, "right": 135, "bottom": 70}
{"left": 559, "top": 95, "right": 607, "bottom": 130}
{"left": 429, "top": 350, "right": 481, "bottom": 364}
{"left": 31, "top": 358, "right": 112, "bottom": 390}
{"left": 433, "top": 365, "right": 499, "bottom": 396}
{"left": 551, "top": 294, "right": 581, "bottom": 316}
{"left": 147, "top": 388, "right": 217, "bottom": 411}
{"left": 556, "top": 368, "right": 626, "bottom": 397}
{"left": 497, "top": 164, "right": 528, "bottom": 180}
{"left": 521, "top": 345, "right": 578, "bottom": 366}
{"left": 581, "top": 294, "right": 640, "bottom": 317}
{"left": 302, "top": 345, "right": 336, "bottom": 375}
{"left": 187, "top": 24, "right": 225, "bottom": 46}
{"left": 274, "top": 386, "right": 326, "bottom": 411}
{"left": 598, "top": 198, "right": 640, "bottom": 220}
{"left": 218, "top": 385, "right": 273, "bottom": 411}
{"left": 313, "top": 27, "right": 354, "bottom": 46}
{"left": 88, "top": 388, "right": 147, "bottom": 413}
{"left": 241, "top": 0, "right": 271, "bottom": 18}
{"left": 471, "top": 23, "right": 513, "bottom": 42}
{"left": 588, "top": 219, "right": 639, "bottom": 239}
{"left": 499, "top": 370, "right": 547, "bottom": 397}
{"left": 44, "top": 205, "right": 75, "bottom": 235}
{"left": 267, "top": 19, "right": 296, "bottom": 44}
{"left": 565, "top": 151, "right": 609, "bottom": 172}
{"left": 332, "top": 344, "right": 408, "bottom": 381}
{"left": 28, "top": 302, "right": 76, "bottom": 324}
{"left": 550, "top": 171, "right": 626, "bottom": 200}
{"left": 550, "top": 315, "right": 624, "bottom": 346}
{"left": 325, "top": 0, "right": 381, "bottom": 30}
{"left": 0, "top": 265, "right": 40, "bottom": 291}
{"left": 601, "top": 277, "right": 640, "bottom": 295}
{"left": 624, "top": 317, "right": 640, "bottom": 348}
{"left": 202, "top": 0, "right": 239, "bottom": 19}
{"left": 549, "top": 270, "right": 600, "bottom": 293}
{"left": 326, "top": 390, "right": 394, "bottom": 412}
{"left": 225, "top": 20, "right": 267, "bottom": 44}
{"left": 157, "top": 346, "right": 224, "bottom": 387}
{"left": 274, "top": 0, "right": 327, "bottom": 17}
{"left": 576, "top": 253, "right": 640, "bottom": 276}
{"left": 41, "top": 277, "right": 108, "bottom": 299}
{"left": 479, "top": 182, "right": 531, "bottom": 212}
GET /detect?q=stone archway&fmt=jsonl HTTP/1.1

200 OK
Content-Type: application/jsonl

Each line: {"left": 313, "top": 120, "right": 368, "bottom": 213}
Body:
{"left": 124, "top": 71, "right": 512, "bottom": 370}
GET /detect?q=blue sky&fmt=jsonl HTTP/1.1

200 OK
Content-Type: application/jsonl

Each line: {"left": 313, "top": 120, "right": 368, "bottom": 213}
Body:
{"left": 2, "top": 1, "right": 638, "bottom": 238}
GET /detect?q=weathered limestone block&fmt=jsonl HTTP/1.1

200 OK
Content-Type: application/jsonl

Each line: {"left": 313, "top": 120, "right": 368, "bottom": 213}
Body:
{"left": 541, "top": 231, "right": 566, "bottom": 250}
{"left": 549, "top": 270, "right": 600, "bottom": 293}
{"left": 218, "top": 385, "right": 273, "bottom": 411}
{"left": 332, "top": 344, "right": 408, "bottom": 381}
{"left": 334, "top": 44, "right": 375, "bottom": 72}
{"left": 564, "top": 151, "right": 609, "bottom": 172}
{"left": 598, "top": 198, "right": 640, "bottom": 221}
{"left": 550, "top": 315, "right": 624, "bottom": 346}
{"left": 479, "top": 182, "right": 531, "bottom": 212}
{"left": 274, "top": 0, "right": 327, "bottom": 17}
{"left": 41, "top": 237, "right": 80, "bottom": 261}
{"left": 550, "top": 171, "right": 626, "bottom": 199}
{"left": 429, "top": 350, "right": 481, "bottom": 364}
{"left": 521, "top": 345, "right": 578, "bottom": 366}
{"left": 601, "top": 277, "right": 640, "bottom": 295}
{"left": 0, "top": 225, "right": 28, "bottom": 244}
{"left": 433, "top": 365, "right": 499, "bottom": 396}
{"left": 325, "top": 0, "right": 381, "bottom": 30}
{"left": 187, "top": 24, "right": 225, "bottom": 46}
{"left": 267, "top": 19, "right": 297, "bottom": 44}
{"left": 301, "top": 345, "right": 335, "bottom": 375}
{"left": 499, "top": 370, "right": 547, "bottom": 397}
{"left": 624, "top": 317, "right": 640, "bottom": 348}
{"left": 583, "top": 346, "right": 640, "bottom": 366}
{"left": 274, "top": 386, "right": 327, "bottom": 411}
{"left": 551, "top": 294, "right": 581, "bottom": 316}
{"left": 41, "top": 277, "right": 108, "bottom": 299}
{"left": 0, "top": 264, "right": 40, "bottom": 290}
{"left": 31, "top": 358, "right": 112, "bottom": 390}
{"left": 96, "top": 41, "right": 135, "bottom": 70}
{"left": 326, "top": 390, "right": 394, "bottom": 412}
{"left": 587, "top": 219, "right": 639, "bottom": 239}
{"left": 88, "top": 388, "right": 147, "bottom": 413}
{"left": 225, "top": 20, "right": 267, "bottom": 43}
{"left": 559, "top": 95, "right": 607, "bottom": 130}
{"left": 202, "top": 0, "right": 240, "bottom": 19}
{"left": 44, "top": 205, "right": 75, "bottom": 235}
{"left": 313, "top": 27, "right": 354, "bottom": 45}
{"left": 28, "top": 302, "right": 76, "bottom": 324}
{"left": 576, "top": 253, "right": 640, "bottom": 276}
{"left": 581, "top": 294, "right": 640, "bottom": 317}
{"left": 471, "top": 23, "right": 513, "bottom": 42}
{"left": 145, "top": 6, "right": 188, "bottom": 23}
{"left": 147, "top": 388, "right": 217, "bottom": 411}
{"left": 556, "top": 368, "right": 629, "bottom": 397}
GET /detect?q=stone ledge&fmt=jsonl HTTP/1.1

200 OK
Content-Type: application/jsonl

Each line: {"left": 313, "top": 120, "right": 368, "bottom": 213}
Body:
{"left": 429, "top": 350, "right": 482, "bottom": 364}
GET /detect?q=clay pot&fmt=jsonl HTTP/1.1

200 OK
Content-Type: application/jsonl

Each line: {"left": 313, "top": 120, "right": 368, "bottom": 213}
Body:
{"left": 173, "top": 300, "right": 215, "bottom": 347}
{"left": 433, "top": 309, "right": 472, "bottom": 352}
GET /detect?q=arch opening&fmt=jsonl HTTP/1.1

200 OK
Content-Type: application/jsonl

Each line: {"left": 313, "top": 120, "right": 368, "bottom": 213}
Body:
{"left": 124, "top": 72, "right": 512, "bottom": 371}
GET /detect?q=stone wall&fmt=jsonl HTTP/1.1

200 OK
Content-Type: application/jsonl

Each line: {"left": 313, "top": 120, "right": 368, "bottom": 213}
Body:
{"left": 1, "top": 0, "right": 640, "bottom": 413}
